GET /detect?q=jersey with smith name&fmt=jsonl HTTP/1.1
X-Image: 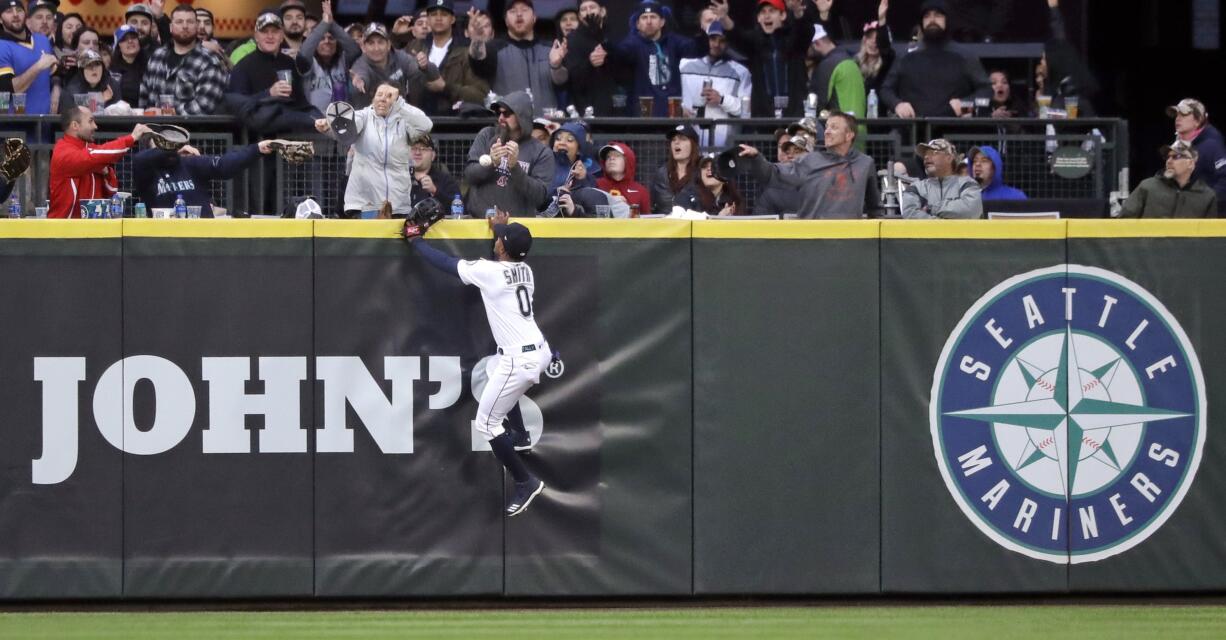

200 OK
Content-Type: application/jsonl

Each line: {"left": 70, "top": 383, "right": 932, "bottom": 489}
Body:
{"left": 458, "top": 258, "right": 545, "bottom": 350}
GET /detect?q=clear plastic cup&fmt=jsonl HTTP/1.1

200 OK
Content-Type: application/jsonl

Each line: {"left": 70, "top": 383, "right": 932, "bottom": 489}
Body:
{"left": 0, "top": 91, "right": 12, "bottom": 111}
{"left": 773, "top": 96, "right": 789, "bottom": 118}
{"left": 186, "top": 205, "right": 202, "bottom": 219}
{"left": 159, "top": 94, "right": 175, "bottom": 116}
{"left": 13, "top": 93, "right": 26, "bottom": 115}
{"left": 638, "top": 96, "right": 654, "bottom": 118}
{"left": 1065, "top": 96, "right": 1080, "bottom": 119}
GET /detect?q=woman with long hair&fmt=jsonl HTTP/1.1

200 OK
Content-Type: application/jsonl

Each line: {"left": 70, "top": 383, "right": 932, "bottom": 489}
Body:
{"left": 75, "top": 28, "right": 100, "bottom": 54}
{"left": 53, "top": 13, "right": 87, "bottom": 79}
{"left": 651, "top": 125, "right": 701, "bottom": 214}
{"left": 109, "top": 25, "right": 148, "bottom": 107}
{"left": 855, "top": 0, "right": 895, "bottom": 95}
{"left": 677, "top": 155, "right": 743, "bottom": 216}
{"left": 55, "top": 12, "right": 86, "bottom": 53}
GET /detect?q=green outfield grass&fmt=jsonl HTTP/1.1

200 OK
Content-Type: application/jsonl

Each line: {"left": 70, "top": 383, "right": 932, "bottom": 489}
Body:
{"left": 2, "top": 605, "right": 1225, "bottom": 640}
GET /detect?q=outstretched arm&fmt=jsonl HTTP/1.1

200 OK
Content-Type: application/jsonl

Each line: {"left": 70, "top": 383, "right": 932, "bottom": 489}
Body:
{"left": 411, "top": 239, "right": 461, "bottom": 277}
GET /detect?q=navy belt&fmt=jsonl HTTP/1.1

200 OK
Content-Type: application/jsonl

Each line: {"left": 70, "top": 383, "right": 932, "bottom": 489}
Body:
{"left": 498, "top": 344, "right": 538, "bottom": 355}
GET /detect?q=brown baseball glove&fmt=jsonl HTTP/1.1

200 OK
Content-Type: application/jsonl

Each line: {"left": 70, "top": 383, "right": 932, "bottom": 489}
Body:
{"left": 1, "top": 138, "right": 32, "bottom": 182}
{"left": 146, "top": 124, "right": 190, "bottom": 151}
{"left": 268, "top": 140, "right": 316, "bottom": 165}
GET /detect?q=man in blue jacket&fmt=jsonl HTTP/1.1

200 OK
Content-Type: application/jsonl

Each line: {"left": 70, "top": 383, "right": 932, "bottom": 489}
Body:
{"left": 607, "top": 0, "right": 705, "bottom": 117}
{"left": 133, "top": 140, "right": 275, "bottom": 217}
{"left": 968, "top": 145, "right": 1027, "bottom": 201}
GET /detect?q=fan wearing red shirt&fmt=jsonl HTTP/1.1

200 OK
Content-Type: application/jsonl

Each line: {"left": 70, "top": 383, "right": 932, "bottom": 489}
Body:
{"left": 49, "top": 106, "right": 150, "bottom": 218}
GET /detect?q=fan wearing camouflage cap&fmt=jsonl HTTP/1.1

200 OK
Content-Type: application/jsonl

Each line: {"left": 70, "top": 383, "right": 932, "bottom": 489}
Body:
{"left": 58, "top": 48, "right": 121, "bottom": 114}
{"left": 1120, "top": 140, "right": 1217, "bottom": 219}
{"left": 900, "top": 138, "right": 982, "bottom": 219}
{"left": 1169, "top": 98, "right": 1226, "bottom": 211}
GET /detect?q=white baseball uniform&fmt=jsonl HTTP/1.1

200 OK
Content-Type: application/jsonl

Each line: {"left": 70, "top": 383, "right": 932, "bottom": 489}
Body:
{"left": 458, "top": 257, "right": 551, "bottom": 440}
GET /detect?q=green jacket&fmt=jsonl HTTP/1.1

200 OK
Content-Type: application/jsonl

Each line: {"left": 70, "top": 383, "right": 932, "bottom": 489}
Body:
{"left": 408, "top": 37, "right": 490, "bottom": 115}
{"left": 1121, "top": 174, "right": 1218, "bottom": 218}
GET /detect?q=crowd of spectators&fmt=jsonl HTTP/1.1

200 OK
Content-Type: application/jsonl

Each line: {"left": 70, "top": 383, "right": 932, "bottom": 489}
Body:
{"left": 0, "top": 0, "right": 1219, "bottom": 219}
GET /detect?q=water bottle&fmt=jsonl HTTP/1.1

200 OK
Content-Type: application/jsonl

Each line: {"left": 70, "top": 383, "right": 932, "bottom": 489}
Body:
{"left": 109, "top": 193, "right": 122, "bottom": 219}
{"left": 867, "top": 89, "right": 879, "bottom": 119}
{"left": 174, "top": 194, "right": 187, "bottom": 219}
{"left": 450, "top": 194, "right": 464, "bottom": 219}
{"left": 8, "top": 193, "right": 20, "bottom": 218}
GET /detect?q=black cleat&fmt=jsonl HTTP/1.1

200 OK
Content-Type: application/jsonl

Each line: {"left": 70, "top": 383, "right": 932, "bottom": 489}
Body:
{"left": 510, "top": 429, "right": 532, "bottom": 451}
{"left": 506, "top": 477, "right": 545, "bottom": 517}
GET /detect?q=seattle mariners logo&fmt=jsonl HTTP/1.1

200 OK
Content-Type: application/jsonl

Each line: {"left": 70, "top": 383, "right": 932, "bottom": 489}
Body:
{"left": 931, "top": 265, "right": 1206, "bottom": 564}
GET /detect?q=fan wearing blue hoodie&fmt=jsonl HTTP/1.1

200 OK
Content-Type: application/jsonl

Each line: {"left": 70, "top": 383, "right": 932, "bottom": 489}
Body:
{"left": 549, "top": 121, "right": 599, "bottom": 193}
{"left": 968, "top": 145, "right": 1027, "bottom": 201}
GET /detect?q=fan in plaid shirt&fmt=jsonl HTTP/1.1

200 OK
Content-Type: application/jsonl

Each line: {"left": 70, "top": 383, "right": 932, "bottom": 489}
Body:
{"left": 138, "top": 4, "right": 228, "bottom": 115}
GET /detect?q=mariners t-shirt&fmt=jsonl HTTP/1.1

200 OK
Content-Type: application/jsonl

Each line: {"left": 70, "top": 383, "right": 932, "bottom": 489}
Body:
{"left": 457, "top": 258, "right": 545, "bottom": 350}
{"left": 0, "top": 32, "right": 54, "bottom": 114}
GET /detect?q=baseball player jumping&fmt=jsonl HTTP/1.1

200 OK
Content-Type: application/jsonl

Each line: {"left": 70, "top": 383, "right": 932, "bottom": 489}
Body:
{"left": 403, "top": 208, "right": 550, "bottom": 517}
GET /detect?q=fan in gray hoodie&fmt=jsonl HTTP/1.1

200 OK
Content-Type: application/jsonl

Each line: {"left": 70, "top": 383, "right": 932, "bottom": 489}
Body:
{"left": 463, "top": 90, "right": 553, "bottom": 217}
{"left": 901, "top": 138, "right": 983, "bottom": 219}
{"left": 742, "top": 112, "right": 880, "bottom": 219}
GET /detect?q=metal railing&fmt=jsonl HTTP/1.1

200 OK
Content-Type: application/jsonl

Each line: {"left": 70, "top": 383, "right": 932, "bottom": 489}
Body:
{"left": 1, "top": 115, "right": 1127, "bottom": 216}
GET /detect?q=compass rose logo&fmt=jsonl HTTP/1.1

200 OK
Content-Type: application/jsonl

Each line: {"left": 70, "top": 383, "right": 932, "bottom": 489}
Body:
{"left": 931, "top": 265, "right": 1206, "bottom": 564}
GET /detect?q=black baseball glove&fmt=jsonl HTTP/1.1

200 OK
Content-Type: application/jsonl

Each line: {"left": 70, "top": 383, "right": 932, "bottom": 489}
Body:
{"left": 1, "top": 138, "right": 32, "bottom": 182}
{"left": 402, "top": 197, "right": 444, "bottom": 241}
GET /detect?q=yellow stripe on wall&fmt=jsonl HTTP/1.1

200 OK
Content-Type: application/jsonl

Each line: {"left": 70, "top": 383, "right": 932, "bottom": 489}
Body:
{"left": 314, "top": 220, "right": 405, "bottom": 239}
{"left": 512, "top": 218, "right": 692, "bottom": 238}
{"left": 316, "top": 219, "right": 693, "bottom": 240}
{"left": 0, "top": 220, "right": 122, "bottom": 238}
{"left": 1068, "top": 219, "right": 1226, "bottom": 238}
{"left": 693, "top": 220, "right": 880, "bottom": 239}
{"left": 5, "top": 218, "right": 1226, "bottom": 241}
{"left": 881, "top": 219, "right": 1067, "bottom": 240}
{"left": 123, "top": 219, "right": 313, "bottom": 238}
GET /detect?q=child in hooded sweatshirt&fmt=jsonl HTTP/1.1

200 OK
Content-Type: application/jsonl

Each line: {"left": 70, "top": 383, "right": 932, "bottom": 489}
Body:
{"left": 596, "top": 141, "right": 651, "bottom": 215}
{"left": 549, "top": 121, "right": 599, "bottom": 193}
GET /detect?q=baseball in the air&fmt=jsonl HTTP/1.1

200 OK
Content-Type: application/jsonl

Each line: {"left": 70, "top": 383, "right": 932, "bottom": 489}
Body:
{"left": 479, "top": 154, "right": 493, "bottom": 167}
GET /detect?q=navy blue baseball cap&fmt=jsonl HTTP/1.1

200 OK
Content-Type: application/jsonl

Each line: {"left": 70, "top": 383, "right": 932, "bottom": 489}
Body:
{"left": 493, "top": 222, "right": 533, "bottom": 260}
{"left": 424, "top": 0, "right": 455, "bottom": 14}
{"left": 0, "top": 0, "right": 22, "bottom": 13}
{"left": 666, "top": 124, "right": 700, "bottom": 145}
{"left": 637, "top": 0, "right": 665, "bottom": 16}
